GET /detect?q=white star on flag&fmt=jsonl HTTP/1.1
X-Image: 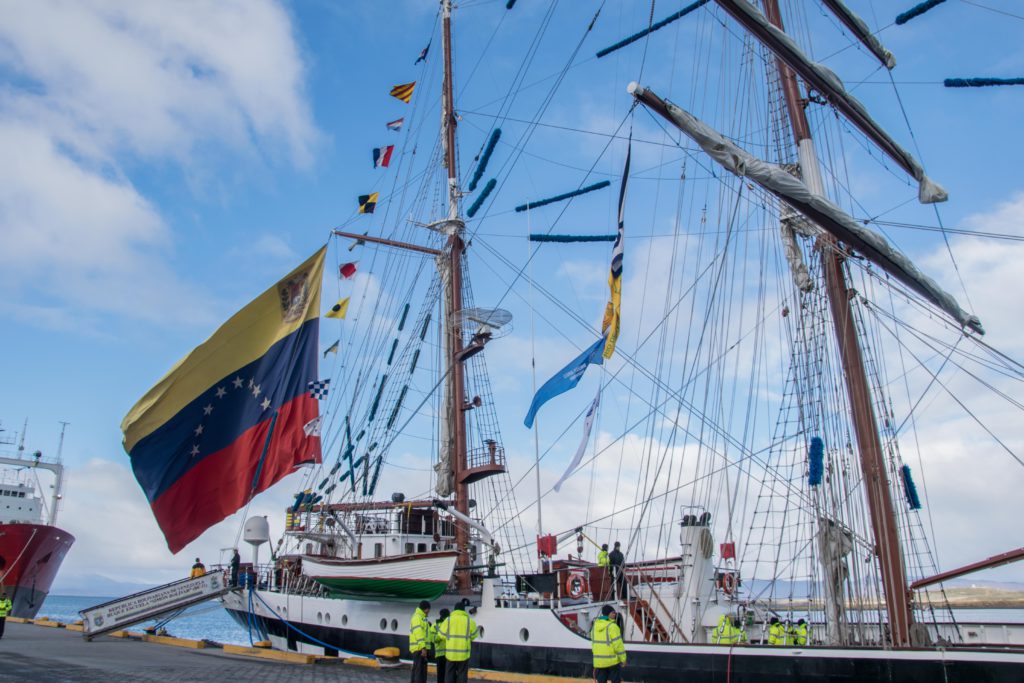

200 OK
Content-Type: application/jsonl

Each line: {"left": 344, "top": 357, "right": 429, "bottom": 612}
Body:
{"left": 232, "top": 377, "right": 244, "bottom": 389}
{"left": 215, "top": 387, "right": 227, "bottom": 398}
{"left": 203, "top": 404, "right": 213, "bottom": 415}
{"left": 303, "top": 415, "right": 324, "bottom": 437}
{"left": 261, "top": 397, "right": 271, "bottom": 410}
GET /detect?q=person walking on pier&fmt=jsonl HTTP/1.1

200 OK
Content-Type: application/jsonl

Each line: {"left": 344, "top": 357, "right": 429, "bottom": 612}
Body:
{"left": 409, "top": 600, "right": 431, "bottom": 683}
{"left": 229, "top": 549, "right": 241, "bottom": 587}
{"left": 591, "top": 604, "right": 626, "bottom": 683}
{"left": 438, "top": 599, "right": 477, "bottom": 683}
{"left": 190, "top": 558, "right": 206, "bottom": 578}
{"left": 0, "top": 592, "right": 11, "bottom": 639}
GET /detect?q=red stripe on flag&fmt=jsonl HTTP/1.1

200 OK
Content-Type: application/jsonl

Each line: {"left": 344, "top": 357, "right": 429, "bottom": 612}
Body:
{"left": 380, "top": 145, "right": 394, "bottom": 167}
{"left": 150, "top": 394, "right": 321, "bottom": 553}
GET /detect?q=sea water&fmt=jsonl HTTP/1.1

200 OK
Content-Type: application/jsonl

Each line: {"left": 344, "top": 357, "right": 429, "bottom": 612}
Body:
{"left": 39, "top": 595, "right": 251, "bottom": 645}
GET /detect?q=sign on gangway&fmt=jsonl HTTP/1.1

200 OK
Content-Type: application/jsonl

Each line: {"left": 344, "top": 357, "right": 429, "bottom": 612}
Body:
{"left": 80, "top": 572, "right": 230, "bottom": 639}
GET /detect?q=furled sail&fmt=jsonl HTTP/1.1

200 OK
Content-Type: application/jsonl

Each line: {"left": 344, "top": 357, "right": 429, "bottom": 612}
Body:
{"left": 714, "top": 0, "right": 945, "bottom": 204}
{"left": 628, "top": 83, "right": 983, "bottom": 335}
{"left": 820, "top": 0, "right": 896, "bottom": 70}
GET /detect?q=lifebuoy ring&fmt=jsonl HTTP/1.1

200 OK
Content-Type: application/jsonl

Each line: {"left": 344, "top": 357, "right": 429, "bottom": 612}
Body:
{"left": 718, "top": 572, "right": 737, "bottom": 595}
{"left": 565, "top": 571, "right": 588, "bottom": 599}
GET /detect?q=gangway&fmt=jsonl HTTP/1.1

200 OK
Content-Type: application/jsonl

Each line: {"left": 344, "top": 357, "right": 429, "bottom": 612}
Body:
{"left": 80, "top": 571, "right": 232, "bottom": 639}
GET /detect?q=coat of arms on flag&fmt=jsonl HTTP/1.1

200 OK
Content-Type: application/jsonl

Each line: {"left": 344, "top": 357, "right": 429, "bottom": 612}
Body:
{"left": 390, "top": 82, "right": 416, "bottom": 104}
{"left": 358, "top": 193, "right": 379, "bottom": 214}
{"left": 308, "top": 379, "right": 330, "bottom": 400}
{"left": 372, "top": 145, "right": 394, "bottom": 168}
{"left": 386, "top": 118, "right": 404, "bottom": 132}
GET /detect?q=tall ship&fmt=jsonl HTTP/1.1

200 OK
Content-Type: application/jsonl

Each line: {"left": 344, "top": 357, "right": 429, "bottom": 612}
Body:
{"left": 0, "top": 422, "right": 74, "bottom": 619}
{"left": 119, "top": 1, "right": 1024, "bottom": 681}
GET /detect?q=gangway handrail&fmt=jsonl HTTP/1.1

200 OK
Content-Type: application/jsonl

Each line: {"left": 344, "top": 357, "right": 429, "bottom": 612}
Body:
{"left": 79, "top": 571, "right": 232, "bottom": 639}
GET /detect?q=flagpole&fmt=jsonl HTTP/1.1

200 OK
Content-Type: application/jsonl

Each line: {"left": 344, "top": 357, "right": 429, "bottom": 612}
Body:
{"left": 527, "top": 205, "right": 544, "bottom": 572}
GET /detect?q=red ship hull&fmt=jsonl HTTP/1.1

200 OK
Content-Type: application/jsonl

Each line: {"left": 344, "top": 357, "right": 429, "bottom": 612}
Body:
{"left": 0, "top": 523, "right": 74, "bottom": 619}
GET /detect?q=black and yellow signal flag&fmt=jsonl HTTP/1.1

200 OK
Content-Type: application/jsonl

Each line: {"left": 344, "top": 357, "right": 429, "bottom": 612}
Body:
{"left": 325, "top": 297, "right": 350, "bottom": 320}
{"left": 390, "top": 82, "right": 416, "bottom": 104}
{"left": 358, "top": 192, "right": 379, "bottom": 214}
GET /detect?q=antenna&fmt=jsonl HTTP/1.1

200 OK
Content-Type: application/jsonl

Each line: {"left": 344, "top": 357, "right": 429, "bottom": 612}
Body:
{"left": 56, "top": 421, "right": 70, "bottom": 462}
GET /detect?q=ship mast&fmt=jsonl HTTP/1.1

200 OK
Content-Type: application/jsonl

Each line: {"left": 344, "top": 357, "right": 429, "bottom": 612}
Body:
{"left": 761, "top": 0, "right": 914, "bottom": 647}
{"left": 440, "top": 0, "right": 472, "bottom": 593}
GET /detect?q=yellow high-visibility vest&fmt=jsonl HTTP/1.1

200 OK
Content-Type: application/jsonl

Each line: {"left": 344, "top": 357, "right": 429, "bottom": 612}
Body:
{"left": 591, "top": 617, "right": 627, "bottom": 668}
{"left": 0, "top": 598, "right": 11, "bottom": 618}
{"left": 767, "top": 622, "right": 786, "bottom": 645}
{"left": 409, "top": 607, "right": 429, "bottom": 653}
{"left": 597, "top": 550, "right": 610, "bottom": 567}
{"left": 439, "top": 610, "right": 477, "bottom": 662}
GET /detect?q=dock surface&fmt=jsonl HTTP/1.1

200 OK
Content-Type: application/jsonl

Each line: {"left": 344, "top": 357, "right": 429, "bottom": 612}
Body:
{"left": 0, "top": 622, "right": 403, "bottom": 682}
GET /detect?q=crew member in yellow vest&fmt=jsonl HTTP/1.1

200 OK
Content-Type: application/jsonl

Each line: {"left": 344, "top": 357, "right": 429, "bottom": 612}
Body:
{"left": 409, "top": 600, "right": 431, "bottom": 683}
{"left": 433, "top": 608, "right": 450, "bottom": 683}
{"left": 767, "top": 617, "right": 786, "bottom": 645}
{"left": 597, "top": 544, "right": 610, "bottom": 567}
{"left": 791, "top": 618, "right": 809, "bottom": 646}
{"left": 591, "top": 604, "right": 626, "bottom": 683}
{"left": 0, "top": 592, "right": 12, "bottom": 639}
{"left": 438, "top": 599, "right": 477, "bottom": 683}
{"left": 190, "top": 558, "right": 206, "bottom": 578}
{"left": 713, "top": 615, "right": 746, "bottom": 645}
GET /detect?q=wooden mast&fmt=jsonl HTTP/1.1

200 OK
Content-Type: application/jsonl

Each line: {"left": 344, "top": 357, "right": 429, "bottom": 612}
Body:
{"left": 761, "top": 0, "right": 914, "bottom": 646}
{"left": 440, "top": 0, "right": 472, "bottom": 593}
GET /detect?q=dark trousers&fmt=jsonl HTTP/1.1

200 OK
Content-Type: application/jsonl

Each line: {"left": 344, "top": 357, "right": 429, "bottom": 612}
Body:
{"left": 612, "top": 567, "right": 628, "bottom": 600}
{"left": 445, "top": 659, "right": 469, "bottom": 683}
{"left": 0, "top": 617, "right": 5, "bottom": 639}
{"left": 436, "top": 655, "right": 447, "bottom": 682}
{"left": 410, "top": 650, "right": 428, "bottom": 683}
{"left": 595, "top": 664, "right": 623, "bottom": 683}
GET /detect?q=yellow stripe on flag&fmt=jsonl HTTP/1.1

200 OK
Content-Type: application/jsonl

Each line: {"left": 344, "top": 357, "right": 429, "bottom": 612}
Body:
{"left": 390, "top": 82, "right": 416, "bottom": 103}
{"left": 325, "top": 297, "right": 350, "bottom": 320}
{"left": 121, "top": 247, "right": 327, "bottom": 452}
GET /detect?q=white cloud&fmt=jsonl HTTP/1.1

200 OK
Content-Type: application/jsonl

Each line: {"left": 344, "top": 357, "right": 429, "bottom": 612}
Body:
{"left": 0, "top": 0, "right": 319, "bottom": 327}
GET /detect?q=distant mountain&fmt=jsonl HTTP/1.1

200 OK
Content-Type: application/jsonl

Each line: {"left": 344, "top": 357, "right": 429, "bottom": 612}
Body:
{"left": 50, "top": 573, "right": 157, "bottom": 598}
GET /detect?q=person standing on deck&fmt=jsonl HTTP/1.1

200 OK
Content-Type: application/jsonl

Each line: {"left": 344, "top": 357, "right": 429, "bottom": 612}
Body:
{"left": 409, "top": 600, "right": 431, "bottom": 683}
{"left": 229, "top": 549, "right": 241, "bottom": 587}
{"left": 0, "top": 592, "right": 11, "bottom": 639}
{"left": 190, "top": 558, "right": 206, "bottom": 578}
{"left": 591, "top": 604, "right": 627, "bottom": 683}
{"left": 767, "top": 617, "right": 786, "bottom": 645}
{"left": 439, "top": 600, "right": 477, "bottom": 683}
{"left": 608, "top": 541, "right": 626, "bottom": 600}
{"left": 433, "top": 608, "right": 450, "bottom": 683}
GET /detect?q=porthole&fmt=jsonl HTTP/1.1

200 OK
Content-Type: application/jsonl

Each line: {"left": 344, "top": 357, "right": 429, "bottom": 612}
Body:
{"left": 325, "top": 613, "right": 331, "bottom": 625}
{"left": 477, "top": 626, "right": 485, "bottom": 639}
{"left": 391, "top": 619, "right": 399, "bottom": 632}
{"left": 282, "top": 607, "right": 288, "bottom": 617}
{"left": 342, "top": 614, "right": 349, "bottom": 626}
{"left": 380, "top": 618, "right": 388, "bottom": 630}
{"left": 519, "top": 628, "right": 529, "bottom": 643}
{"left": 317, "top": 612, "right": 323, "bottom": 624}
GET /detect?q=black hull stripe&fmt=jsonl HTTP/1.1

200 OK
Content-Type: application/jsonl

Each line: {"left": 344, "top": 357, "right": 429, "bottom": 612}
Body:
{"left": 224, "top": 608, "right": 1024, "bottom": 683}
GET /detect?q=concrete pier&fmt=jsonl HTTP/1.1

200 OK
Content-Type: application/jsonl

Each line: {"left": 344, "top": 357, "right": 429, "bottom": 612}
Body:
{"left": 0, "top": 621, "right": 577, "bottom": 683}
{"left": 0, "top": 621, "right": 407, "bottom": 682}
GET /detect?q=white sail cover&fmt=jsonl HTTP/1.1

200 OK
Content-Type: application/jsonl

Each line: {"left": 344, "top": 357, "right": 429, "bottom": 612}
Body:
{"left": 714, "top": 0, "right": 945, "bottom": 204}
{"left": 628, "top": 83, "right": 982, "bottom": 335}
{"left": 820, "top": 0, "right": 896, "bottom": 70}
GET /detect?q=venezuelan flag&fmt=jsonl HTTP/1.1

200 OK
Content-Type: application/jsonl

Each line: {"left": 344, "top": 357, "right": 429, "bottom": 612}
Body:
{"left": 122, "top": 247, "right": 327, "bottom": 553}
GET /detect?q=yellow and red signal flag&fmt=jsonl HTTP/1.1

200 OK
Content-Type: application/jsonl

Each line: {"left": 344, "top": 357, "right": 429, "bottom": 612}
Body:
{"left": 390, "top": 81, "right": 416, "bottom": 104}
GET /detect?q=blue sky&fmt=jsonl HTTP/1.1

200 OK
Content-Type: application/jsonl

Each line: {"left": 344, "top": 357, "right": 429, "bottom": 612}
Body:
{"left": 1, "top": 0, "right": 1023, "bottom": 589}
